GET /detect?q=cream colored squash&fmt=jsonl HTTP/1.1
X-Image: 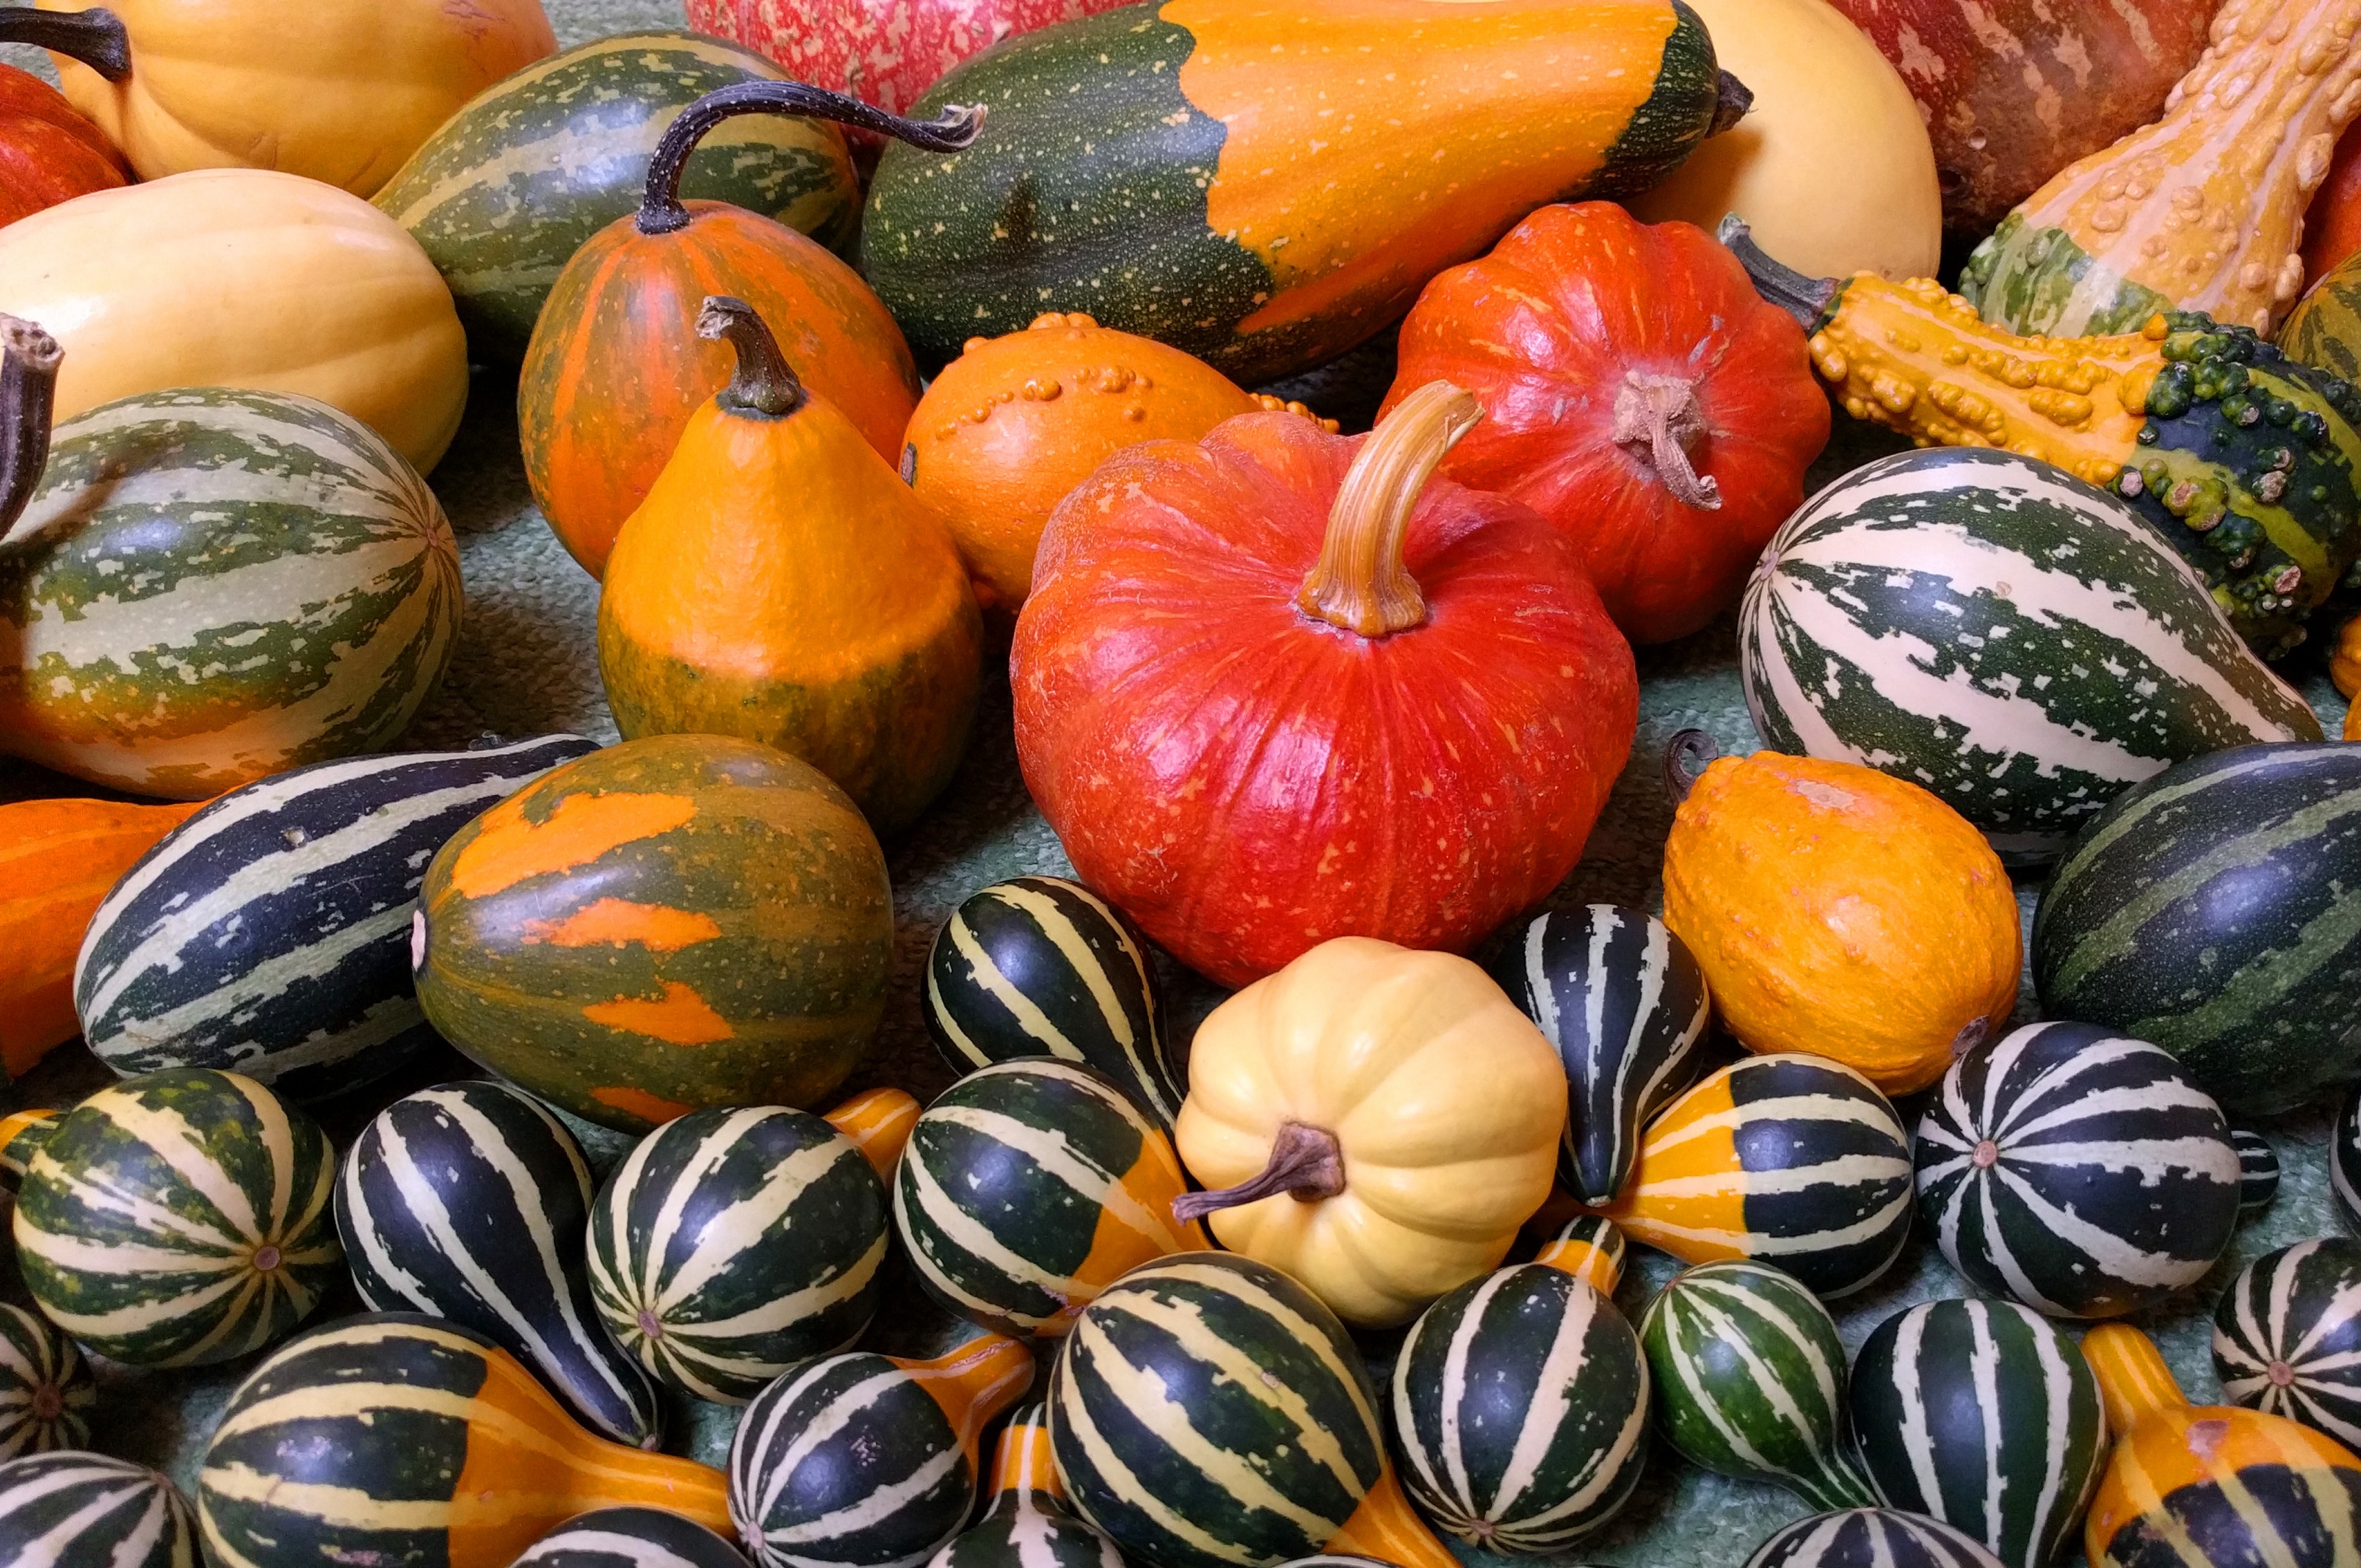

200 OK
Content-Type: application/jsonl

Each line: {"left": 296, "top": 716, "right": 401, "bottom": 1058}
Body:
{"left": 0, "top": 170, "right": 469, "bottom": 472}
{"left": 1171, "top": 937, "right": 1566, "bottom": 1328}
{"left": 1630, "top": 0, "right": 1940, "bottom": 280}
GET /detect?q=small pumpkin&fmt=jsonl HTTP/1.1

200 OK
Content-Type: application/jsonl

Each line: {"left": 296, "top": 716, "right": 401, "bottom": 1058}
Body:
{"left": 0, "top": 8, "right": 127, "bottom": 228}
{"left": 1170, "top": 936, "right": 1566, "bottom": 1328}
{"left": 0, "top": 1302, "right": 94, "bottom": 1456}
{"left": 931, "top": 1402, "right": 1121, "bottom": 1568}
{"left": 1748, "top": 1512, "right": 2005, "bottom": 1568}
{"left": 0, "top": 1453, "right": 196, "bottom": 1568}
{"left": 513, "top": 1508, "right": 752, "bottom": 1568}
{"left": 2214, "top": 1238, "right": 2361, "bottom": 1454}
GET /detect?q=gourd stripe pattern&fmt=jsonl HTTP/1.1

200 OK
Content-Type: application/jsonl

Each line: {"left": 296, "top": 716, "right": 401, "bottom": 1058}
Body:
{"left": 2234, "top": 1130, "right": 2281, "bottom": 1210}
{"left": 1536, "top": 1217, "right": 1626, "bottom": 1293}
{"left": 0, "top": 1452, "right": 197, "bottom": 1568}
{"left": 2214, "top": 1241, "right": 2361, "bottom": 1449}
{"left": 2339, "top": 1089, "right": 2361, "bottom": 1233}
{"left": 0, "top": 1302, "right": 91, "bottom": 1455}
{"left": 2096, "top": 1420, "right": 2361, "bottom": 1568}
{"left": 0, "top": 1111, "right": 56, "bottom": 1184}
{"left": 1749, "top": 1508, "right": 2005, "bottom": 1568}
{"left": 509, "top": 1507, "right": 752, "bottom": 1568}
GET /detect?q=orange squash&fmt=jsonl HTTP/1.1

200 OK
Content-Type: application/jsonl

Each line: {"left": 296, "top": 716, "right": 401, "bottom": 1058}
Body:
{"left": 520, "top": 82, "right": 978, "bottom": 580}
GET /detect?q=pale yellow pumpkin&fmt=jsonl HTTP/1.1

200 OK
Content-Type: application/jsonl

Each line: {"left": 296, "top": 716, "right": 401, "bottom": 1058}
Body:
{"left": 1171, "top": 936, "right": 1566, "bottom": 1328}
{"left": 0, "top": 170, "right": 468, "bottom": 471}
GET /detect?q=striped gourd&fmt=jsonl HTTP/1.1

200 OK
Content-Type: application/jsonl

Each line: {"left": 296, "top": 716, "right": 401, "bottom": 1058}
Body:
{"left": 0, "top": 1303, "right": 93, "bottom": 1457}
{"left": 1915, "top": 1021, "right": 2239, "bottom": 1319}
{"left": 587, "top": 1102, "right": 890, "bottom": 1404}
{"left": 927, "top": 1403, "right": 1121, "bottom": 1568}
{"left": 0, "top": 1109, "right": 57, "bottom": 1187}
{"left": 1747, "top": 1510, "right": 2006, "bottom": 1568}
{"left": 727, "top": 1333, "right": 1036, "bottom": 1568}
{"left": 924, "top": 878, "right": 1180, "bottom": 1126}
{"left": 13, "top": 1068, "right": 340, "bottom": 1367}
{"left": 0, "top": 387, "right": 463, "bottom": 800}
{"left": 1589, "top": 1054, "right": 1914, "bottom": 1300}
{"left": 2342, "top": 1085, "right": 2361, "bottom": 1233}
{"left": 374, "top": 31, "right": 860, "bottom": 362}
{"left": 513, "top": 1508, "right": 753, "bottom": 1568}
{"left": 893, "top": 1060, "right": 1205, "bottom": 1339}
{"left": 338, "top": 1079, "right": 663, "bottom": 1449}
{"left": 2034, "top": 742, "right": 2361, "bottom": 1115}
{"left": 1638, "top": 1259, "right": 1873, "bottom": 1512}
{"left": 1740, "top": 446, "right": 2319, "bottom": 866}
{"left": 75, "top": 735, "right": 596, "bottom": 1100}
{"left": 2233, "top": 1129, "right": 2281, "bottom": 1212}
{"left": 2281, "top": 253, "right": 2361, "bottom": 383}
{"left": 1846, "top": 1299, "right": 2107, "bottom": 1568}
{"left": 2213, "top": 1239, "right": 2361, "bottom": 1451}
{"left": 0, "top": 1452, "right": 196, "bottom": 1568}
{"left": 1488, "top": 904, "right": 1710, "bottom": 1206}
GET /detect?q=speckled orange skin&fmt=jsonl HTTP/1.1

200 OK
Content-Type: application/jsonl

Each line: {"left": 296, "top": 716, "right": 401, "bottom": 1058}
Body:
{"left": 1661, "top": 751, "right": 2021, "bottom": 1096}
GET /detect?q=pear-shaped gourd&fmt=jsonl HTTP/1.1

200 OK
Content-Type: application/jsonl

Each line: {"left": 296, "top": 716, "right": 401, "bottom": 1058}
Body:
{"left": 0, "top": 1303, "right": 93, "bottom": 1456}
{"left": 0, "top": 1452, "right": 196, "bottom": 1568}
{"left": 598, "top": 294, "right": 982, "bottom": 836}
{"left": 512, "top": 1506, "right": 753, "bottom": 1568}
{"left": 928, "top": 1403, "right": 1121, "bottom": 1568}
{"left": 2213, "top": 1239, "right": 2361, "bottom": 1453}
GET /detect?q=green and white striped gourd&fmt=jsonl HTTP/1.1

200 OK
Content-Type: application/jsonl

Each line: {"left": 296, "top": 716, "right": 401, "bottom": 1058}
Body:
{"left": 2213, "top": 1238, "right": 2361, "bottom": 1451}
{"left": 2234, "top": 1130, "right": 2281, "bottom": 1212}
{"left": 13, "top": 1068, "right": 341, "bottom": 1366}
{"left": 512, "top": 1507, "right": 753, "bottom": 1568}
{"left": 0, "top": 1452, "right": 196, "bottom": 1568}
{"left": 0, "top": 1303, "right": 93, "bottom": 1456}
{"left": 588, "top": 1105, "right": 889, "bottom": 1404}
{"left": 1637, "top": 1259, "right": 1874, "bottom": 1512}
{"left": 894, "top": 1060, "right": 1205, "bottom": 1339}
{"left": 1846, "top": 1299, "right": 2107, "bottom": 1568}
{"left": 1740, "top": 446, "right": 2319, "bottom": 865}
{"left": 927, "top": 1403, "right": 1121, "bottom": 1568}
{"left": 924, "top": 878, "right": 1180, "bottom": 1125}
{"left": 1747, "top": 1510, "right": 2006, "bottom": 1568}
{"left": 0, "top": 1110, "right": 57, "bottom": 1187}
{"left": 2341, "top": 1085, "right": 2361, "bottom": 1233}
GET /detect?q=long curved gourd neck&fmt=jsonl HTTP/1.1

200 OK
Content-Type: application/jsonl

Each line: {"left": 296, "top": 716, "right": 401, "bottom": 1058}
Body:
{"left": 0, "top": 315, "right": 62, "bottom": 540}
{"left": 2082, "top": 1323, "right": 2190, "bottom": 1437}
{"left": 1293, "top": 380, "right": 1483, "bottom": 639}
{"left": 1326, "top": 1467, "right": 1461, "bottom": 1568}
{"left": 822, "top": 1087, "right": 919, "bottom": 1178}
{"left": 895, "top": 1331, "right": 1036, "bottom": 1467}
{"left": 0, "top": 6, "right": 131, "bottom": 77}
{"left": 1716, "top": 218, "right": 1841, "bottom": 336}
{"left": 697, "top": 296, "right": 808, "bottom": 420}
{"left": 1533, "top": 1218, "right": 1626, "bottom": 1295}
{"left": 981, "top": 1405, "right": 1066, "bottom": 1515}
{"left": 636, "top": 80, "right": 986, "bottom": 236}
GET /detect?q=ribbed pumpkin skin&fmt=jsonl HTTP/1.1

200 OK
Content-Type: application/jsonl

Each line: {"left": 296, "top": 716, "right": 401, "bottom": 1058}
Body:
{"left": 0, "top": 389, "right": 461, "bottom": 799}
{"left": 1748, "top": 1510, "right": 2005, "bottom": 1568}
{"left": 513, "top": 1507, "right": 753, "bottom": 1568}
{"left": 0, "top": 1453, "right": 196, "bottom": 1568}
{"left": 0, "top": 1302, "right": 93, "bottom": 1456}
{"left": 413, "top": 734, "right": 895, "bottom": 1133}
{"left": 0, "top": 64, "right": 127, "bottom": 227}
{"left": 14, "top": 1069, "right": 340, "bottom": 1368}
{"left": 2213, "top": 1239, "right": 2361, "bottom": 1452}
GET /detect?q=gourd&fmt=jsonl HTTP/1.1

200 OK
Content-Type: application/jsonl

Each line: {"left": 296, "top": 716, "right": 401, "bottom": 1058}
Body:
{"left": 0, "top": 1453, "right": 196, "bottom": 1568}
{"left": 0, "top": 319, "right": 462, "bottom": 798}
{"left": 1169, "top": 936, "right": 1567, "bottom": 1327}
{"left": 924, "top": 876, "right": 1182, "bottom": 1127}
{"left": 32, "top": 0, "right": 557, "bottom": 196}
{"left": 0, "top": 1303, "right": 93, "bottom": 1456}
{"left": 520, "top": 82, "right": 972, "bottom": 579}
{"left": 13, "top": 1068, "right": 341, "bottom": 1367}
{"left": 1487, "top": 904, "right": 1710, "bottom": 1206}
{"left": 860, "top": 0, "right": 1745, "bottom": 381}
{"left": 1726, "top": 218, "right": 2361, "bottom": 658}
{"left": 1013, "top": 386, "right": 1638, "bottom": 985}
{"left": 412, "top": 733, "right": 896, "bottom": 1133}
{"left": 929, "top": 1402, "right": 1123, "bottom": 1568}
{"left": 1847, "top": 1299, "right": 2107, "bottom": 1568}
{"left": 1915, "top": 1021, "right": 2240, "bottom": 1319}
{"left": 2033, "top": 742, "right": 2361, "bottom": 1114}
{"left": 1587, "top": 1054, "right": 1914, "bottom": 1300}
{"left": 338, "top": 1080, "right": 663, "bottom": 1451}
{"left": 2081, "top": 1322, "right": 2361, "bottom": 1568}
{"left": 2280, "top": 248, "right": 2361, "bottom": 382}
{"left": 587, "top": 1096, "right": 899, "bottom": 1404}
{"left": 0, "top": 172, "right": 469, "bottom": 471}
{"left": 1959, "top": 0, "right": 2361, "bottom": 338}
{"left": 1382, "top": 201, "right": 1829, "bottom": 644}
{"left": 513, "top": 1508, "right": 752, "bottom": 1568}
{"left": 1391, "top": 1218, "right": 1649, "bottom": 1552}
{"left": 895, "top": 1061, "right": 1207, "bottom": 1338}
{"left": 727, "top": 1332, "right": 1036, "bottom": 1568}
{"left": 0, "top": 1110, "right": 57, "bottom": 1187}
{"left": 374, "top": 31, "right": 861, "bottom": 362}
{"left": 2234, "top": 1129, "right": 2283, "bottom": 1211}
{"left": 0, "top": 9, "right": 126, "bottom": 227}
{"left": 1748, "top": 1512, "right": 2007, "bottom": 1568}
{"left": 0, "top": 795, "right": 201, "bottom": 1079}
{"left": 1660, "top": 741, "right": 2022, "bottom": 1095}
{"left": 598, "top": 295, "right": 982, "bottom": 837}
{"left": 75, "top": 737, "right": 594, "bottom": 1099}
{"left": 197, "top": 1315, "right": 730, "bottom": 1568}
{"left": 1743, "top": 446, "right": 2321, "bottom": 863}
{"left": 2213, "top": 1239, "right": 2361, "bottom": 1451}
{"left": 2343, "top": 1083, "right": 2361, "bottom": 1232}
{"left": 1637, "top": 1259, "right": 1875, "bottom": 1511}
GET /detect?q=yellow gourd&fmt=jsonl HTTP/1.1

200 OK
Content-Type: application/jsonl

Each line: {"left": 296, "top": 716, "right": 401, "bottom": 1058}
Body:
{"left": 1170, "top": 936, "right": 1566, "bottom": 1328}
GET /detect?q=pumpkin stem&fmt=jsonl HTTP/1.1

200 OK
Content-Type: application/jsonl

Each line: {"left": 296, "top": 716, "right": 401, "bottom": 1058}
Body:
{"left": 1297, "top": 381, "right": 1482, "bottom": 638}
{"left": 0, "top": 314, "right": 62, "bottom": 540}
{"left": 1664, "top": 729, "right": 1718, "bottom": 802}
{"left": 1170, "top": 1121, "right": 1346, "bottom": 1223}
{"left": 1613, "top": 371, "right": 1722, "bottom": 510}
{"left": 1716, "top": 216, "right": 1839, "bottom": 333}
{"left": 1710, "top": 70, "right": 1752, "bottom": 137}
{"left": 698, "top": 296, "right": 808, "bottom": 419}
{"left": 638, "top": 80, "right": 986, "bottom": 236}
{"left": 0, "top": 6, "right": 130, "bottom": 78}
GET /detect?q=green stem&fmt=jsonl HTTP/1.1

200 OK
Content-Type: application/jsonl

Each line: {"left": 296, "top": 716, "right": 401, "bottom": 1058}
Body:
{"left": 0, "top": 314, "right": 62, "bottom": 537}
{"left": 1716, "top": 216, "right": 1839, "bottom": 333}
{"left": 698, "top": 296, "right": 806, "bottom": 419}
{"left": 0, "top": 7, "right": 131, "bottom": 79}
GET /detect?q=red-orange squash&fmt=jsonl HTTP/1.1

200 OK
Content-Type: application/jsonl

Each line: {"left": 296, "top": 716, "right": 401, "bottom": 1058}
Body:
{"left": 0, "top": 10, "right": 127, "bottom": 228}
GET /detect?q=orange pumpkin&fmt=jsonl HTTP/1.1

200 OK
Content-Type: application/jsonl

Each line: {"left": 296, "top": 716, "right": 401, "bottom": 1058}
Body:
{"left": 0, "top": 9, "right": 128, "bottom": 228}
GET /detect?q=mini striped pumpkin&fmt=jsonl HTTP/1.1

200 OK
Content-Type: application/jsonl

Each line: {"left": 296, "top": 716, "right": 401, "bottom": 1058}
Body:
{"left": 2213, "top": 1238, "right": 2361, "bottom": 1451}
{"left": 1748, "top": 1510, "right": 2005, "bottom": 1568}
{"left": 927, "top": 1403, "right": 1121, "bottom": 1568}
{"left": 14, "top": 1068, "right": 341, "bottom": 1366}
{"left": 1589, "top": 1054, "right": 1914, "bottom": 1299}
{"left": 1488, "top": 904, "right": 1710, "bottom": 1206}
{"left": 893, "top": 1060, "right": 1204, "bottom": 1338}
{"left": 2336, "top": 1084, "right": 2361, "bottom": 1233}
{"left": 512, "top": 1507, "right": 753, "bottom": 1568}
{"left": 2233, "top": 1130, "right": 2281, "bottom": 1212}
{"left": 0, "top": 1303, "right": 93, "bottom": 1456}
{"left": 1847, "top": 1299, "right": 2106, "bottom": 1568}
{"left": 588, "top": 1103, "right": 889, "bottom": 1404}
{"left": 1916, "top": 1021, "right": 2239, "bottom": 1319}
{"left": 924, "top": 877, "right": 1180, "bottom": 1125}
{"left": 338, "top": 1079, "right": 662, "bottom": 1448}
{"left": 0, "top": 1452, "right": 196, "bottom": 1568}
{"left": 1638, "top": 1259, "right": 1874, "bottom": 1512}
{"left": 728, "top": 1333, "right": 1036, "bottom": 1568}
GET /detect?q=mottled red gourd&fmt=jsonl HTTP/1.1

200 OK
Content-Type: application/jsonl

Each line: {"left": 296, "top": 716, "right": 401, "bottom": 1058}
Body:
{"left": 0, "top": 9, "right": 128, "bottom": 228}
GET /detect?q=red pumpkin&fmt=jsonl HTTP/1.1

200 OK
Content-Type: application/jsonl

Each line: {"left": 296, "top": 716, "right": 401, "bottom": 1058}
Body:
{"left": 1381, "top": 203, "right": 1829, "bottom": 646}
{"left": 1012, "top": 383, "right": 1638, "bottom": 988}
{"left": 2305, "top": 127, "right": 2361, "bottom": 286}
{"left": 0, "top": 9, "right": 128, "bottom": 228}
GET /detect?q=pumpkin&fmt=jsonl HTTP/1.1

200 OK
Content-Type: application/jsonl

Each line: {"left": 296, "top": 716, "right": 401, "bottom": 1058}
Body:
{"left": 598, "top": 295, "right": 982, "bottom": 837}
{"left": 0, "top": 1454, "right": 196, "bottom": 1568}
{"left": 1961, "top": 0, "right": 2361, "bottom": 338}
{"left": 1749, "top": 1512, "right": 2006, "bottom": 1568}
{"left": 0, "top": 8, "right": 126, "bottom": 228}
{"left": 519, "top": 81, "right": 973, "bottom": 580}
{"left": 1169, "top": 936, "right": 1566, "bottom": 1328}
{"left": 2214, "top": 1239, "right": 2361, "bottom": 1454}
{"left": 1660, "top": 741, "right": 2020, "bottom": 1095}
{"left": 1625, "top": 0, "right": 1940, "bottom": 279}
{"left": 0, "top": 170, "right": 469, "bottom": 471}
{"left": 932, "top": 1402, "right": 1122, "bottom": 1568}
{"left": 0, "top": 1302, "right": 94, "bottom": 1456}
{"left": 1012, "top": 385, "right": 1638, "bottom": 986}
{"left": 33, "top": 0, "right": 556, "bottom": 196}
{"left": 513, "top": 1509, "right": 752, "bottom": 1568}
